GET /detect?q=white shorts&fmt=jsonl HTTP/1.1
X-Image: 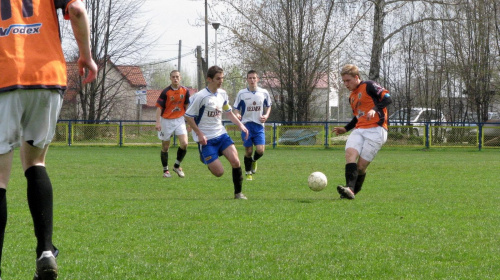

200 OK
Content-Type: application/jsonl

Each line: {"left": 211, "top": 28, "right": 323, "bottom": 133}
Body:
{"left": 158, "top": 117, "right": 187, "bottom": 141}
{"left": 345, "top": 126, "right": 387, "bottom": 162}
{"left": 0, "top": 89, "right": 63, "bottom": 154}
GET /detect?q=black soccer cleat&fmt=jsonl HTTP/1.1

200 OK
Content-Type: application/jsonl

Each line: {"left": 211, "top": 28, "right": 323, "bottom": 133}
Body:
{"left": 33, "top": 251, "right": 58, "bottom": 280}
{"left": 337, "top": 185, "right": 355, "bottom": 200}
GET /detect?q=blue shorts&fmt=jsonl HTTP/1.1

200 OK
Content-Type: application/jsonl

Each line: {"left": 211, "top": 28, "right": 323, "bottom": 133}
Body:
{"left": 241, "top": 122, "right": 266, "bottom": 147}
{"left": 198, "top": 133, "right": 235, "bottom": 164}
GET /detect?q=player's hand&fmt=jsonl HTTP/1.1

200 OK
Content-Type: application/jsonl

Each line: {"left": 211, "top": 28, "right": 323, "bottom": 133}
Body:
{"left": 155, "top": 123, "right": 161, "bottom": 131}
{"left": 242, "top": 126, "right": 249, "bottom": 140}
{"left": 78, "top": 57, "right": 97, "bottom": 84}
{"left": 197, "top": 132, "right": 207, "bottom": 145}
{"left": 235, "top": 113, "right": 242, "bottom": 120}
{"left": 333, "top": 127, "right": 346, "bottom": 135}
{"left": 260, "top": 115, "right": 268, "bottom": 123}
{"left": 367, "top": 109, "right": 376, "bottom": 120}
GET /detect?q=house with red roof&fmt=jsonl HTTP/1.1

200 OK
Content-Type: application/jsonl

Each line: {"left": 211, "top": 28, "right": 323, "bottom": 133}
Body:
{"left": 62, "top": 60, "right": 197, "bottom": 121}
{"left": 62, "top": 60, "right": 148, "bottom": 120}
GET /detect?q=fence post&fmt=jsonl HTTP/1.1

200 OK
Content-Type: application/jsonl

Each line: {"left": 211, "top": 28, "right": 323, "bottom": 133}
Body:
{"left": 425, "top": 123, "right": 430, "bottom": 148}
{"left": 68, "top": 120, "right": 72, "bottom": 146}
{"left": 478, "top": 124, "right": 482, "bottom": 151}
{"left": 272, "top": 123, "right": 277, "bottom": 149}
{"left": 324, "top": 123, "right": 329, "bottom": 147}
{"left": 119, "top": 121, "right": 123, "bottom": 147}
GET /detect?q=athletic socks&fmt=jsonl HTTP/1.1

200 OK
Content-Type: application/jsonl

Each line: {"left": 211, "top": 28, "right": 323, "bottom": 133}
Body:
{"left": 161, "top": 151, "right": 169, "bottom": 171}
{"left": 244, "top": 156, "right": 253, "bottom": 173}
{"left": 0, "top": 188, "right": 6, "bottom": 271}
{"left": 25, "top": 166, "right": 54, "bottom": 258}
{"left": 354, "top": 173, "right": 366, "bottom": 194}
{"left": 174, "top": 147, "right": 187, "bottom": 169}
{"left": 253, "top": 151, "right": 263, "bottom": 162}
{"left": 345, "top": 163, "right": 358, "bottom": 191}
{"left": 232, "top": 167, "right": 243, "bottom": 194}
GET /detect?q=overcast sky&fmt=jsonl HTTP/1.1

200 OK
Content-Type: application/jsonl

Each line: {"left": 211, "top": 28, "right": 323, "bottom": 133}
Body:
{"left": 141, "top": 0, "right": 216, "bottom": 76}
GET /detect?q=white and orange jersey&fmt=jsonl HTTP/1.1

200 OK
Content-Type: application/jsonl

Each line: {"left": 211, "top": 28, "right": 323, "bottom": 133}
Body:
{"left": 155, "top": 85, "right": 190, "bottom": 119}
{"left": 349, "top": 81, "right": 391, "bottom": 130}
{"left": 0, "top": 0, "right": 78, "bottom": 93}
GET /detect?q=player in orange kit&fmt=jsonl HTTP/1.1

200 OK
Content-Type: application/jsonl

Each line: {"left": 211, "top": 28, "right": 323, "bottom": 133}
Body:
{"left": 333, "top": 64, "right": 392, "bottom": 200}
{"left": 0, "top": 0, "right": 97, "bottom": 279}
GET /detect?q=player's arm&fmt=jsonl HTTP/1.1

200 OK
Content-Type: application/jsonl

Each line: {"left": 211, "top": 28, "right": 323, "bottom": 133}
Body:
{"left": 226, "top": 111, "right": 249, "bottom": 140}
{"left": 334, "top": 117, "right": 357, "bottom": 135}
{"left": 260, "top": 106, "right": 271, "bottom": 123}
{"left": 183, "top": 91, "right": 191, "bottom": 111}
{"left": 366, "top": 81, "right": 392, "bottom": 119}
{"left": 155, "top": 107, "right": 162, "bottom": 131}
{"left": 68, "top": 0, "right": 97, "bottom": 84}
{"left": 185, "top": 116, "right": 207, "bottom": 145}
{"left": 233, "top": 109, "right": 242, "bottom": 120}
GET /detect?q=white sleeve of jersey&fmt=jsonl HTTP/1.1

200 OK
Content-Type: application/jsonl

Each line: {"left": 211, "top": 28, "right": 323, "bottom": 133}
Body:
{"left": 185, "top": 92, "right": 202, "bottom": 117}
{"left": 263, "top": 89, "right": 272, "bottom": 107}
{"left": 233, "top": 90, "right": 243, "bottom": 109}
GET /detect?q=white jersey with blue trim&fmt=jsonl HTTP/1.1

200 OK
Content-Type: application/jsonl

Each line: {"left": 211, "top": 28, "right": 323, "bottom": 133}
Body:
{"left": 233, "top": 86, "right": 272, "bottom": 126}
{"left": 185, "top": 87, "right": 231, "bottom": 142}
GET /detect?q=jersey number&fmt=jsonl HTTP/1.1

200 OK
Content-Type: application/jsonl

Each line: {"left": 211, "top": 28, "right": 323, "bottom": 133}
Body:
{"left": 1, "top": 0, "right": 33, "bottom": 20}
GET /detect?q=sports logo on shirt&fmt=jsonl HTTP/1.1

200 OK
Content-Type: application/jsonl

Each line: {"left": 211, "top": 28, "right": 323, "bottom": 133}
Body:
{"left": 0, "top": 23, "right": 41, "bottom": 37}
{"left": 207, "top": 109, "right": 221, "bottom": 117}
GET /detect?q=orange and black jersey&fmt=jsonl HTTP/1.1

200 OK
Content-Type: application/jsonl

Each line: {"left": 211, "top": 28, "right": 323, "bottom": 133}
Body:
{"left": 156, "top": 85, "right": 190, "bottom": 119}
{"left": 344, "top": 80, "right": 392, "bottom": 131}
{"left": 0, "top": 0, "right": 77, "bottom": 93}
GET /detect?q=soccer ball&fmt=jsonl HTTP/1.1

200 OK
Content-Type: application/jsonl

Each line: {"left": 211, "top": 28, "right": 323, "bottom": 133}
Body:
{"left": 308, "top": 172, "right": 327, "bottom": 191}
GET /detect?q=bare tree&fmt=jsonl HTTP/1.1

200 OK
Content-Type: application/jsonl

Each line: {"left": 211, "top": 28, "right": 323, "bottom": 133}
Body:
{"left": 367, "top": 0, "right": 458, "bottom": 81}
{"left": 62, "top": 0, "right": 154, "bottom": 123}
{"left": 446, "top": 0, "right": 499, "bottom": 122}
{"left": 213, "top": 0, "right": 361, "bottom": 122}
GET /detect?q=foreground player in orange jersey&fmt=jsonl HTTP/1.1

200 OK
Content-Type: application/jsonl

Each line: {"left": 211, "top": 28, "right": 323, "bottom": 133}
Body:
{"left": 0, "top": 0, "right": 97, "bottom": 279}
{"left": 333, "top": 64, "right": 392, "bottom": 200}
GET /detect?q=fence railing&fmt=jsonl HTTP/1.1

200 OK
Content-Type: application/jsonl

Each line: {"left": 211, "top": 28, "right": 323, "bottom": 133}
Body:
{"left": 54, "top": 120, "right": 500, "bottom": 150}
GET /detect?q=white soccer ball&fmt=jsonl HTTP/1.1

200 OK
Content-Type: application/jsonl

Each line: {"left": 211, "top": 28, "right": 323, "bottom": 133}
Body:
{"left": 308, "top": 171, "right": 327, "bottom": 192}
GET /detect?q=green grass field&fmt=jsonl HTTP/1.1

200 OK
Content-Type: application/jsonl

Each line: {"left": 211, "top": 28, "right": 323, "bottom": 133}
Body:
{"left": 2, "top": 146, "right": 499, "bottom": 279}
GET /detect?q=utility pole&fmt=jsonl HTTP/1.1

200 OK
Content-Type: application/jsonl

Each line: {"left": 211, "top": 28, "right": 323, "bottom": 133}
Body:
{"left": 212, "top": 22, "right": 220, "bottom": 65}
{"left": 178, "top": 40, "right": 182, "bottom": 71}
{"left": 196, "top": 46, "right": 203, "bottom": 90}
{"left": 326, "top": 48, "right": 330, "bottom": 122}
{"left": 204, "top": 0, "right": 208, "bottom": 74}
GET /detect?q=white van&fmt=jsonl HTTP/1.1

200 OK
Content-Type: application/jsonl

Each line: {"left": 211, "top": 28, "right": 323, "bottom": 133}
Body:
{"left": 390, "top": 108, "right": 446, "bottom": 137}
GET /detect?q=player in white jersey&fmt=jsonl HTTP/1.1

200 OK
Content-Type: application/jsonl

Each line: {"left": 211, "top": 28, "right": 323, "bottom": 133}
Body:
{"left": 185, "top": 66, "right": 249, "bottom": 199}
{"left": 233, "top": 70, "right": 272, "bottom": 180}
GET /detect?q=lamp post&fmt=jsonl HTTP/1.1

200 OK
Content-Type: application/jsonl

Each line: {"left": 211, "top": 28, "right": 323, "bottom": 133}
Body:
{"left": 212, "top": 22, "right": 220, "bottom": 66}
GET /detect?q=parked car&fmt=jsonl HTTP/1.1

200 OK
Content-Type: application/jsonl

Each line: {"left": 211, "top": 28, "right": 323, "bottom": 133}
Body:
{"left": 278, "top": 129, "right": 319, "bottom": 145}
{"left": 390, "top": 107, "right": 446, "bottom": 137}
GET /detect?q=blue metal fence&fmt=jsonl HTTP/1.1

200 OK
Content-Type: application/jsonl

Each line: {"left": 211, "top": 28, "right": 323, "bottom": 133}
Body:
{"left": 55, "top": 120, "right": 500, "bottom": 150}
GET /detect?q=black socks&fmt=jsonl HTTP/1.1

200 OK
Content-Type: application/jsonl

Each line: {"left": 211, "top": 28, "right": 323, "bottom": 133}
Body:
{"left": 0, "top": 188, "right": 6, "bottom": 270}
{"left": 232, "top": 167, "right": 243, "bottom": 194}
{"left": 345, "top": 163, "right": 358, "bottom": 190}
{"left": 161, "top": 151, "right": 169, "bottom": 171}
{"left": 25, "top": 166, "right": 54, "bottom": 258}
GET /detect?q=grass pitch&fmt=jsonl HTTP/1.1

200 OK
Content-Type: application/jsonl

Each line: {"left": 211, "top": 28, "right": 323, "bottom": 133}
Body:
{"left": 2, "top": 146, "right": 499, "bottom": 279}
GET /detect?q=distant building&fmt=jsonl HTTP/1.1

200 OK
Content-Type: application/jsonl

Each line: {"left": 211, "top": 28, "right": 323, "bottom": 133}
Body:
{"left": 62, "top": 60, "right": 147, "bottom": 120}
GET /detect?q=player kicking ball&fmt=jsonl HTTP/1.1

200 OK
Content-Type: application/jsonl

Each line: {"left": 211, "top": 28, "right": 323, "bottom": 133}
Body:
{"left": 333, "top": 64, "right": 392, "bottom": 199}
